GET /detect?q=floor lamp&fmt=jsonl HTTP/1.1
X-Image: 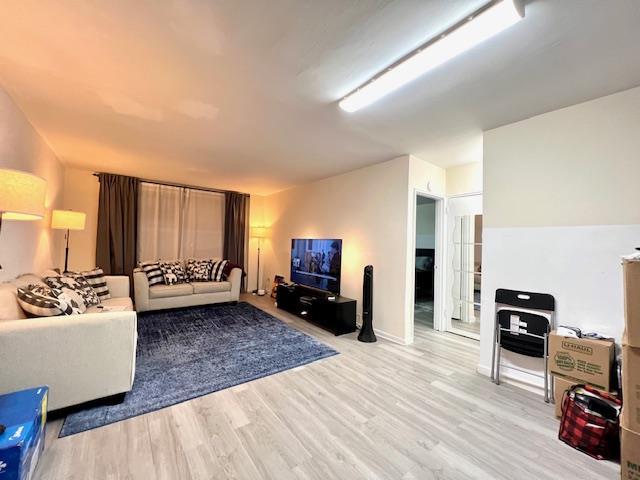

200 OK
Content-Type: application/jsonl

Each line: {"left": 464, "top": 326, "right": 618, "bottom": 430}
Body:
{"left": 251, "top": 226, "right": 267, "bottom": 295}
{"left": 52, "top": 210, "right": 86, "bottom": 273}
{"left": 0, "top": 169, "right": 47, "bottom": 271}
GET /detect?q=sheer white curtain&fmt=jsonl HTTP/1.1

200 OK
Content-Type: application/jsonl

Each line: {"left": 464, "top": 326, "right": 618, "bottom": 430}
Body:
{"left": 138, "top": 182, "right": 224, "bottom": 262}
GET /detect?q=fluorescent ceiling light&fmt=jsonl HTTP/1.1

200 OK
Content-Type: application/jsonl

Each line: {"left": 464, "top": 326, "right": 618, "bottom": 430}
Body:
{"left": 339, "top": 0, "right": 524, "bottom": 113}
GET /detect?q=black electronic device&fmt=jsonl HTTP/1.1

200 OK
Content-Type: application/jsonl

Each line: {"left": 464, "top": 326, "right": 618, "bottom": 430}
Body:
{"left": 358, "top": 265, "right": 377, "bottom": 342}
{"left": 290, "top": 239, "right": 342, "bottom": 294}
{"left": 276, "top": 283, "right": 356, "bottom": 336}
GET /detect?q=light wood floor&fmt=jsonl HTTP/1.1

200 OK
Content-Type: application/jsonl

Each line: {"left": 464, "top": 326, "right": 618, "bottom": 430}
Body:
{"left": 36, "top": 295, "right": 618, "bottom": 479}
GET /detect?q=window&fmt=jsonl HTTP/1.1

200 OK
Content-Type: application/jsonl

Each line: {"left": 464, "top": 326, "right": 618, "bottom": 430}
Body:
{"left": 138, "top": 182, "right": 224, "bottom": 262}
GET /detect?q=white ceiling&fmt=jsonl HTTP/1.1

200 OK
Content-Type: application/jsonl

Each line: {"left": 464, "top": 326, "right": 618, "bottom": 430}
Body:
{"left": 1, "top": 0, "right": 640, "bottom": 195}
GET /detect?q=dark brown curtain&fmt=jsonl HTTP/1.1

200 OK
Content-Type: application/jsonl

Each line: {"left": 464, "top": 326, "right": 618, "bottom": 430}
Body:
{"left": 223, "top": 191, "right": 248, "bottom": 277}
{"left": 96, "top": 173, "right": 139, "bottom": 279}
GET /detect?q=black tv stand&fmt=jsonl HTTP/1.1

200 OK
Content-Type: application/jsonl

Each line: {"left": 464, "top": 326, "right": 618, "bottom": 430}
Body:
{"left": 276, "top": 284, "right": 356, "bottom": 336}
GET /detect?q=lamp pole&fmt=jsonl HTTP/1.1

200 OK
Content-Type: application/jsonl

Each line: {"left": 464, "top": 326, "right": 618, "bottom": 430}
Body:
{"left": 255, "top": 236, "right": 261, "bottom": 293}
{"left": 64, "top": 228, "right": 70, "bottom": 273}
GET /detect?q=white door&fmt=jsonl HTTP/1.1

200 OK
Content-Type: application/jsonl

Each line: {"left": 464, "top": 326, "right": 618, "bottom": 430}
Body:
{"left": 446, "top": 194, "right": 482, "bottom": 339}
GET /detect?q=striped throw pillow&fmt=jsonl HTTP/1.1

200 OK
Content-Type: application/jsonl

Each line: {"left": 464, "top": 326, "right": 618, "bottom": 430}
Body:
{"left": 210, "top": 260, "right": 228, "bottom": 282}
{"left": 17, "top": 285, "right": 83, "bottom": 317}
{"left": 140, "top": 262, "right": 164, "bottom": 286}
{"left": 77, "top": 268, "right": 111, "bottom": 300}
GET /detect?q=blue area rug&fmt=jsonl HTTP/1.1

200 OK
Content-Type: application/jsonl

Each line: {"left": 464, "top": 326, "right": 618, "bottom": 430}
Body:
{"left": 60, "top": 302, "right": 338, "bottom": 437}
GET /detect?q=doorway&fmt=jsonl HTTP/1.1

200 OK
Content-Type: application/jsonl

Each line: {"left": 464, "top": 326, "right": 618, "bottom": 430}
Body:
{"left": 446, "top": 194, "right": 483, "bottom": 340}
{"left": 414, "top": 195, "right": 437, "bottom": 330}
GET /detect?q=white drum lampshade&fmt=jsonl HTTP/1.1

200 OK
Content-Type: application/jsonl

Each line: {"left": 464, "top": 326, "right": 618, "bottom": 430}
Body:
{"left": 51, "top": 210, "right": 86, "bottom": 272}
{"left": 0, "top": 169, "right": 47, "bottom": 221}
{"left": 51, "top": 210, "right": 86, "bottom": 231}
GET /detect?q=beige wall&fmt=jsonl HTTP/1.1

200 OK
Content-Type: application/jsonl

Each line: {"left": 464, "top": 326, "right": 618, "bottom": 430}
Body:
{"left": 446, "top": 162, "right": 482, "bottom": 196}
{"left": 261, "top": 155, "right": 446, "bottom": 342}
{"left": 484, "top": 85, "right": 640, "bottom": 228}
{"left": 59, "top": 168, "right": 100, "bottom": 271}
{"left": 0, "top": 87, "right": 64, "bottom": 280}
{"left": 262, "top": 156, "right": 411, "bottom": 340}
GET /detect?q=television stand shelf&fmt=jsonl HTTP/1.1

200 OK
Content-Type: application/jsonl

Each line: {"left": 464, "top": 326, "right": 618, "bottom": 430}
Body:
{"left": 275, "top": 284, "right": 356, "bottom": 336}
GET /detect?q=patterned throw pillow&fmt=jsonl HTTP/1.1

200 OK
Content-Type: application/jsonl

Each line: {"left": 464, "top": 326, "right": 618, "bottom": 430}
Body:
{"left": 186, "top": 259, "right": 212, "bottom": 282}
{"left": 77, "top": 268, "right": 111, "bottom": 300}
{"left": 140, "top": 261, "right": 164, "bottom": 286}
{"left": 160, "top": 261, "right": 187, "bottom": 285}
{"left": 43, "top": 275, "right": 100, "bottom": 308}
{"left": 210, "top": 260, "right": 228, "bottom": 282}
{"left": 17, "top": 285, "right": 83, "bottom": 317}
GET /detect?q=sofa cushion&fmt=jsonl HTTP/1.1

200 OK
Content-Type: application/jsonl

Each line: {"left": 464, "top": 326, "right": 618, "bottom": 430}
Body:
{"left": 186, "top": 259, "right": 213, "bottom": 282}
{"left": 77, "top": 268, "right": 111, "bottom": 301}
{"left": 85, "top": 297, "right": 134, "bottom": 313}
{"left": 44, "top": 275, "right": 100, "bottom": 308}
{"left": 159, "top": 260, "right": 187, "bottom": 285}
{"left": 149, "top": 283, "right": 194, "bottom": 299}
{"left": 191, "top": 281, "right": 231, "bottom": 294}
{"left": 0, "top": 283, "right": 26, "bottom": 321}
{"left": 210, "top": 260, "right": 228, "bottom": 282}
{"left": 139, "top": 262, "right": 164, "bottom": 286}
{"left": 17, "top": 285, "right": 84, "bottom": 316}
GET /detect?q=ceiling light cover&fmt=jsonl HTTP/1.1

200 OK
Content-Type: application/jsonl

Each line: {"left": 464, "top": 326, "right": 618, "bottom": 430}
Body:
{"left": 339, "top": 0, "right": 524, "bottom": 113}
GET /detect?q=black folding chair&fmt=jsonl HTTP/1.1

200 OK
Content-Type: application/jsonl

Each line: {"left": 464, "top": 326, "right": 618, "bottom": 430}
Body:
{"left": 490, "top": 288, "right": 556, "bottom": 402}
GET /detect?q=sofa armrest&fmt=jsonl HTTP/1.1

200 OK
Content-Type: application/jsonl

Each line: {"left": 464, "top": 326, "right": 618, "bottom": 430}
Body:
{"left": 0, "top": 311, "right": 137, "bottom": 410}
{"left": 105, "top": 275, "right": 130, "bottom": 298}
{"left": 133, "top": 269, "right": 150, "bottom": 312}
{"left": 228, "top": 267, "right": 242, "bottom": 301}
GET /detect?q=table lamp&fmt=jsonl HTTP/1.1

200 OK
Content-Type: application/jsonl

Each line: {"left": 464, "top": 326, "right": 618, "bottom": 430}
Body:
{"left": 0, "top": 169, "right": 47, "bottom": 270}
{"left": 52, "top": 210, "right": 86, "bottom": 273}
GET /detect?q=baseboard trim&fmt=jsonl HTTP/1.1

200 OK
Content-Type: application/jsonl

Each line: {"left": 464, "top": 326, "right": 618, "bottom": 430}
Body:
{"left": 375, "top": 329, "right": 410, "bottom": 345}
{"left": 477, "top": 363, "right": 546, "bottom": 397}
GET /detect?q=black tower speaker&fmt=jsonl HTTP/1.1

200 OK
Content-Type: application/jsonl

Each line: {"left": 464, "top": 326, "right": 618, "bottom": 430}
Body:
{"left": 358, "top": 265, "right": 377, "bottom": 342}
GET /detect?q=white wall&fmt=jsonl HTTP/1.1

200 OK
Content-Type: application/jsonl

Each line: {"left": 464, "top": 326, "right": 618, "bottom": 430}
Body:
{"left": 446, "top": 162, "right": 482, "bottom": 196}
{"left": 0, "top": 87, "right": 64, "bottom": 280}
{"left": 480, "top": 86, "right": 640, "bottom": 389}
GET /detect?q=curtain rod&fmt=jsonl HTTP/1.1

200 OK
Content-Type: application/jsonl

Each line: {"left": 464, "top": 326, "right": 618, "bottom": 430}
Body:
{"left": 92, "top": 173, "right": 250, "bottom": 197}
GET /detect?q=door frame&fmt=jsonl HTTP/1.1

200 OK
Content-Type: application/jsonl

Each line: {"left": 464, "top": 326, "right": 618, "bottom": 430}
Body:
{"left": 445, "top": 191, "right": 483, "bottom": 340}
{"left": 408, "top": 189, "right": 446, "bottom": 342}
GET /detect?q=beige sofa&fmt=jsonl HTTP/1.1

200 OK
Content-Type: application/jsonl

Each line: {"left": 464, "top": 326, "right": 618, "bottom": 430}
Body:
{"left": 133, "top": 267, "right": 242, "bottom": 312}
{"left": 0, "top": 273, "right": 137, "bottom": 411}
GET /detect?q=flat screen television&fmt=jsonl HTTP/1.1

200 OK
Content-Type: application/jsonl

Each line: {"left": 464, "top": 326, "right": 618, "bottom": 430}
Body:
{"left": 290, "top": 239, "right": 342, "bottom": 294}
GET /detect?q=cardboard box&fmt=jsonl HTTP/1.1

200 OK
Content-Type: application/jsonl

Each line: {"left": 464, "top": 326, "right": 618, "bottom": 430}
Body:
{"left": 622, "top": 343, "right": 640, "bottom": 432}
{"left": 623, "top": 259, "right": 640, "bottom": 348}
{"left": 549, "top": 332, "right": 614, "bottom": 391}
{"left": 621, "top": 426, "right": 640, "bottom": 480}
{"left": 0, "top": 387, "right": 48, "bottom": 480}
{"left": 554, "top": 376, "right": 579, "bottom": 417}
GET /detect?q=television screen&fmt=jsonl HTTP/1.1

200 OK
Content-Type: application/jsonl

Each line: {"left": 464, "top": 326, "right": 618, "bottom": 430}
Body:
{"left": 291, "top": 239, "right": 342, "bottom": 294}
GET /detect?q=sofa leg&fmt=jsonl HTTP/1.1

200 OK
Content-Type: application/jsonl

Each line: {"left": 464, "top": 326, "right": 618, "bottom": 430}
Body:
{"left": 103, "top": 392, "right": 127, "bottom": 406}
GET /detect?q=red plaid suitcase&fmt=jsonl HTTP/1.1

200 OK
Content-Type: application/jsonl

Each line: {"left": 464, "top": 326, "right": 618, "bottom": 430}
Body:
{"left": 558, "top": 384, "right": 621, "bottom": 460}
